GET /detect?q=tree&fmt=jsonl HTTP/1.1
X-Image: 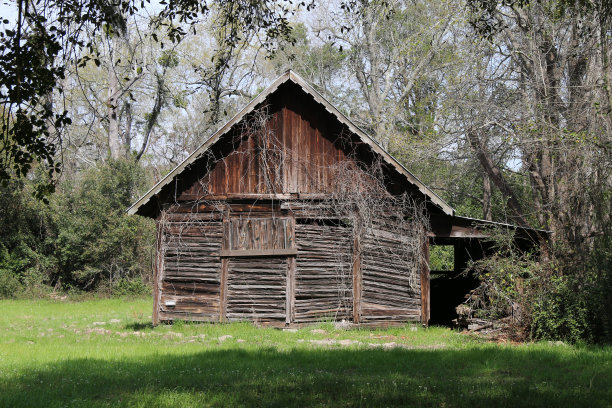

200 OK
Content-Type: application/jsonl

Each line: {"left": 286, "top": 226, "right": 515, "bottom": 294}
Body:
{"left": 317, "top": 0, "right": 457, "bottom": 149}
{"left": 461, "top": 0, "right": 612, "bottom": 248}
{"left": 0, "top": 0, "right": 302, "bottom": 194}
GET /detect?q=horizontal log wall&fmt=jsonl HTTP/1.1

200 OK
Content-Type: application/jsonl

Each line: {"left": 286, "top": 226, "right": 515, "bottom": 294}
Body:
{"left": 226, "top": 257, "right": 288, "bottom": 323}
{"left": 156, "top": 205, "right": 424, "bottom": 327}
{"left": 294, "top": 221, "right": 353, "bottom": 323}
{"left": 361, "top": 218, "right": 421, "bottom": 323}
{"left": 159, "top": 221, "right": 223, "bottom": 322}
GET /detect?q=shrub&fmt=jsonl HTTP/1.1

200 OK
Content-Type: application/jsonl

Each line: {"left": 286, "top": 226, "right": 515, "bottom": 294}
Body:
{"left": 51, "top": 159, "right": 155, "bottom": 292}
{"left": 0, "top": 160, "right": 155, "bottom": 297}
{"left": 467, "top": 227, "right": 612, "bottom": 344}
{"left": 112, "top": 277, "right": 151, "bottom": 297}
{"left": 0, "top": 267, "right": 22, "bottom": 298}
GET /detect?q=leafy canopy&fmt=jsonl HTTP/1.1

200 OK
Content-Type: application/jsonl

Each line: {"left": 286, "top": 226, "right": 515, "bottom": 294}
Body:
{"left": 0, "top": 0, "right": 311, "bottom": 197}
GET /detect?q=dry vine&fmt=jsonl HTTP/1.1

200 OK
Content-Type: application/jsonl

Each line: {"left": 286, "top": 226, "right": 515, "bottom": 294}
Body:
{"left": 155, "top": 106, "right": 429, "bottom": 324}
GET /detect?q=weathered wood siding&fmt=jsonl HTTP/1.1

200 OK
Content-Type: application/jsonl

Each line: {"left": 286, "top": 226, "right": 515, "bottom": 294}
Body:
{"left": 294, "top": 221, "right": 353, "bottom": 323}
{"left": 226, "top": 217, "right": 294, "bottom": 251}
{"left": 360, "top": 218, "right": 422, "bottom": 323}
{"left": 151, "top": 83, "right": 425, "bottom": 326}
{"left": 159, "top": 220, "right": 223, "bottom": 322}
{"left": 179, "top": 103, "right": 364, "bottom": 199}
{"left": 226, "top": 257, "right": 288, "bottom": 323}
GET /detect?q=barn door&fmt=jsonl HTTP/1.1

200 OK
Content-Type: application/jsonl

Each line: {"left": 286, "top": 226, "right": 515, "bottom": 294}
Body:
{"left": 221, "top": 217, "right": 296, "bottom": 325}
{"left": 159, "top": 220, "right": 223, "bottom": 322}
{"left": 293, "top": 218, "right": 354, "bottom": 324}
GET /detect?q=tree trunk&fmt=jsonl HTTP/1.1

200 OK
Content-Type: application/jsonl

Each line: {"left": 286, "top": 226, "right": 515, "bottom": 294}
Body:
{"left": 108, "top": 65, "right": 121, "bottom": 160}
{"left": 483, "top": 172, "right": 492, "bottom": 221}
{"left": 466, "top": 129, "right": 530, "bottom": 227}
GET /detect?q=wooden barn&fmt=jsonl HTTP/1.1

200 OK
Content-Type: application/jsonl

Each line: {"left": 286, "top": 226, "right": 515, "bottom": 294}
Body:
{"left": 128, "top": 70, "right": 541, "bottom": 327}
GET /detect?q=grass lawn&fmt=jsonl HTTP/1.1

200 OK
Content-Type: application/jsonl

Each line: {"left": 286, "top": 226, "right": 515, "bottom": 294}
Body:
{"left": 0, "top": 298, "right": 610, "bottom": 407}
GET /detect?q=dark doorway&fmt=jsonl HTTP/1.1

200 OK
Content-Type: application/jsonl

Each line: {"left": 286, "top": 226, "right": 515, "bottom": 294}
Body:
{"left": 428, "top": 240, "right": 480, "bottom": 326}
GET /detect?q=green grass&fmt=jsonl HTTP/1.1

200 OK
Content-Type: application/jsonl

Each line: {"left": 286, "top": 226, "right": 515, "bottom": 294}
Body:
{"left": 0, "top": 299, "right": 610, "bottom": 407}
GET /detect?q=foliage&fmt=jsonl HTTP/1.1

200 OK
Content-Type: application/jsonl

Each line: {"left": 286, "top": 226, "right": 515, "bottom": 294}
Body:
{"left": 530, "top": 274, "right": 592, "bottom": 344}
{"left": 0, "top": 174, "right": 57, "bottom": 297}
{"left": 530, "top": 238, "right": 612, "bottom": 344}
{"left": 52, "top": 159, "right": 155, "bottom": 292}
{"left": 112, "top": 277, "right": 151, "bottom": 297}
{"left": 467, "top": 227, "right": 612, "bottom": 343}
{"left": 0, "top": 0, "right": 303, "bottom": 194}
{"left": 0, "top": 268, "right": 21, "bottom": 298}
{"left": 0, "top": 159, "right": 154, "bottom": 298}
{"left": 466, "top": 227, "right": 540, "bottom": 324}
{"left": 429, "top": 245, "right": 454, "bottom": 271}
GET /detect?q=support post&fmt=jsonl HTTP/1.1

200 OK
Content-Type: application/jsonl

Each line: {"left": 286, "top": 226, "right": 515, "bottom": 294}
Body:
{"left": 152, "top": 218, "right": 164, "bottom": 326}
{"left": 220, "top": 209, "right": 230, "bottom": 322}
{"left": 420, "top": 237, "right": 430, "bottom": 325}
{"left": 286, "top": 256, "right": 296, "bottom": 324}
{"left": 352, "top": 215, "right": 362, "bottom": 324}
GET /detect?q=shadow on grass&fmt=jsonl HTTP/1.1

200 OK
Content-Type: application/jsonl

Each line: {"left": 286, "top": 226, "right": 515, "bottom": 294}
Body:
{"left": 2, "top": 347, "right": 610, "bottom": 407}
{"left": 123, "top": 322, "right": 154, "bottom": 331}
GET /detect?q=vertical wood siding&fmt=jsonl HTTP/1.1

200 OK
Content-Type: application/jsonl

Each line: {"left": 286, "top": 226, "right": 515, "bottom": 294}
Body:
{"left": 180, "top": 105, "right": 355, "bottom": 199}
{"left": 227, "top": 217, "right": 294, "bottom": 251}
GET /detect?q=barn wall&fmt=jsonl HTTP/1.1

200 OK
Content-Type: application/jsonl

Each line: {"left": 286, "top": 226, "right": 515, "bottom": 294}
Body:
{"left": 152, "top": 83, "right": 425, "bottom": 326}
{"left": 178, "top": 103, "right": 370, "bottom": 200}
{"left": 360, "top": 218, "right": 422, "bottom": 324}
{"left": 294, "top": 220, "right": 353, "bottom": 323}
{"left": 154, "top": 202, "right": 424, "bottom": 327}
{"left": 159, "top": 215, "right": 223, "bottom": 322}
{"left": 226, "top": 257, "right": 288, "bottom": 323}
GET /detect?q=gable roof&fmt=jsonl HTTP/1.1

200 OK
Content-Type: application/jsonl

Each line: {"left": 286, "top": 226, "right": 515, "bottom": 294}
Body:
{"left": 127, "top": 70, "right": 454, "bottom": 216}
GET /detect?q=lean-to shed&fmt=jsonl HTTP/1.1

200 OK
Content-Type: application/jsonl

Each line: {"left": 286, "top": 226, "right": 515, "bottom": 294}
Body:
{"left": 128, "top": 70, "right": 542, "bottom": 327}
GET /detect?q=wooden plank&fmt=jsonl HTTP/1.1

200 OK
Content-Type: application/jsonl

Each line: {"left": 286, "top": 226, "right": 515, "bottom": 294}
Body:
{"left": 152, "top": 219, "right": 164, "bottom": 326}
{"left": 220, "top": 214, "right": 230, "bottom": 322}
{"left": 286, "top": 256, "right": 295, "bottom": 324}
{"left": 352, "top": 216, "right": 362, "bottom": 324}
{"left": 421, "top": 237, "right": 430, "bottom": 325}
{"left": 220, "top": 248, "right": 298, "bottom": 257}
{"left": 290, "top": 109, "right": 299, "bottom": 192}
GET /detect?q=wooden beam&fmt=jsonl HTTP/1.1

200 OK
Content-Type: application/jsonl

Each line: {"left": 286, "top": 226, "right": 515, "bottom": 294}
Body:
{"left": 179, "top": 193, "right": 294, "bottom": 201}
{"left": 220, "top": 258, "right": 228, "bottom": 322}
{"left": 220, "top": 212, "right": 230, "bottom": 322}
{"left": 152, "top": 219, "right": 164, "bottom": 326}
{"left": 286, "top": 256, "right": 296, "bottom": 324}
{"left": 352, "top": 216, "right": 362, "bottom": 324}
{"left": 428, "top": 224, "right": 490, "bottom": 239}
{"left": 219, "top": 248, "right": 298, "bottom": 257}
{"left": 420, "top": 237, "right": 430, "bottom": 325}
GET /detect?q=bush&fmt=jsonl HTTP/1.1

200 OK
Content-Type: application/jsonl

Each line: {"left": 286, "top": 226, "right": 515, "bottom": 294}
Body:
{"left": 0, "top": 268, "right": 22, "bottom": 298}
{"left": 112, "top": 277, "right": 151, "bottom": 297}
{"left": 530, "top": 237, "right": 612, "bottom": 344}
{"left": 468, "top": 227, "right": 612, "bottom": 344}
{"left": 529, "top": 275, "right": 591, "bottom": 343}
{"left": 0, "top": 159, "right": 155, "bottom": 297}
{"left": 52, "top": 159, "right": 155, "bottom": 292}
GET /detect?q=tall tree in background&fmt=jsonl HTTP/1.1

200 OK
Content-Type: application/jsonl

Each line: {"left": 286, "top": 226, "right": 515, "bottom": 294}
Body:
{"left": 464, "top": 0, "right": 612, "bottom": 249}
{"left": 0, "top": 0, "right": 299, "bottom": 192}
{"left": 326, "top": 0, "right": 456, "bottom": 149}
